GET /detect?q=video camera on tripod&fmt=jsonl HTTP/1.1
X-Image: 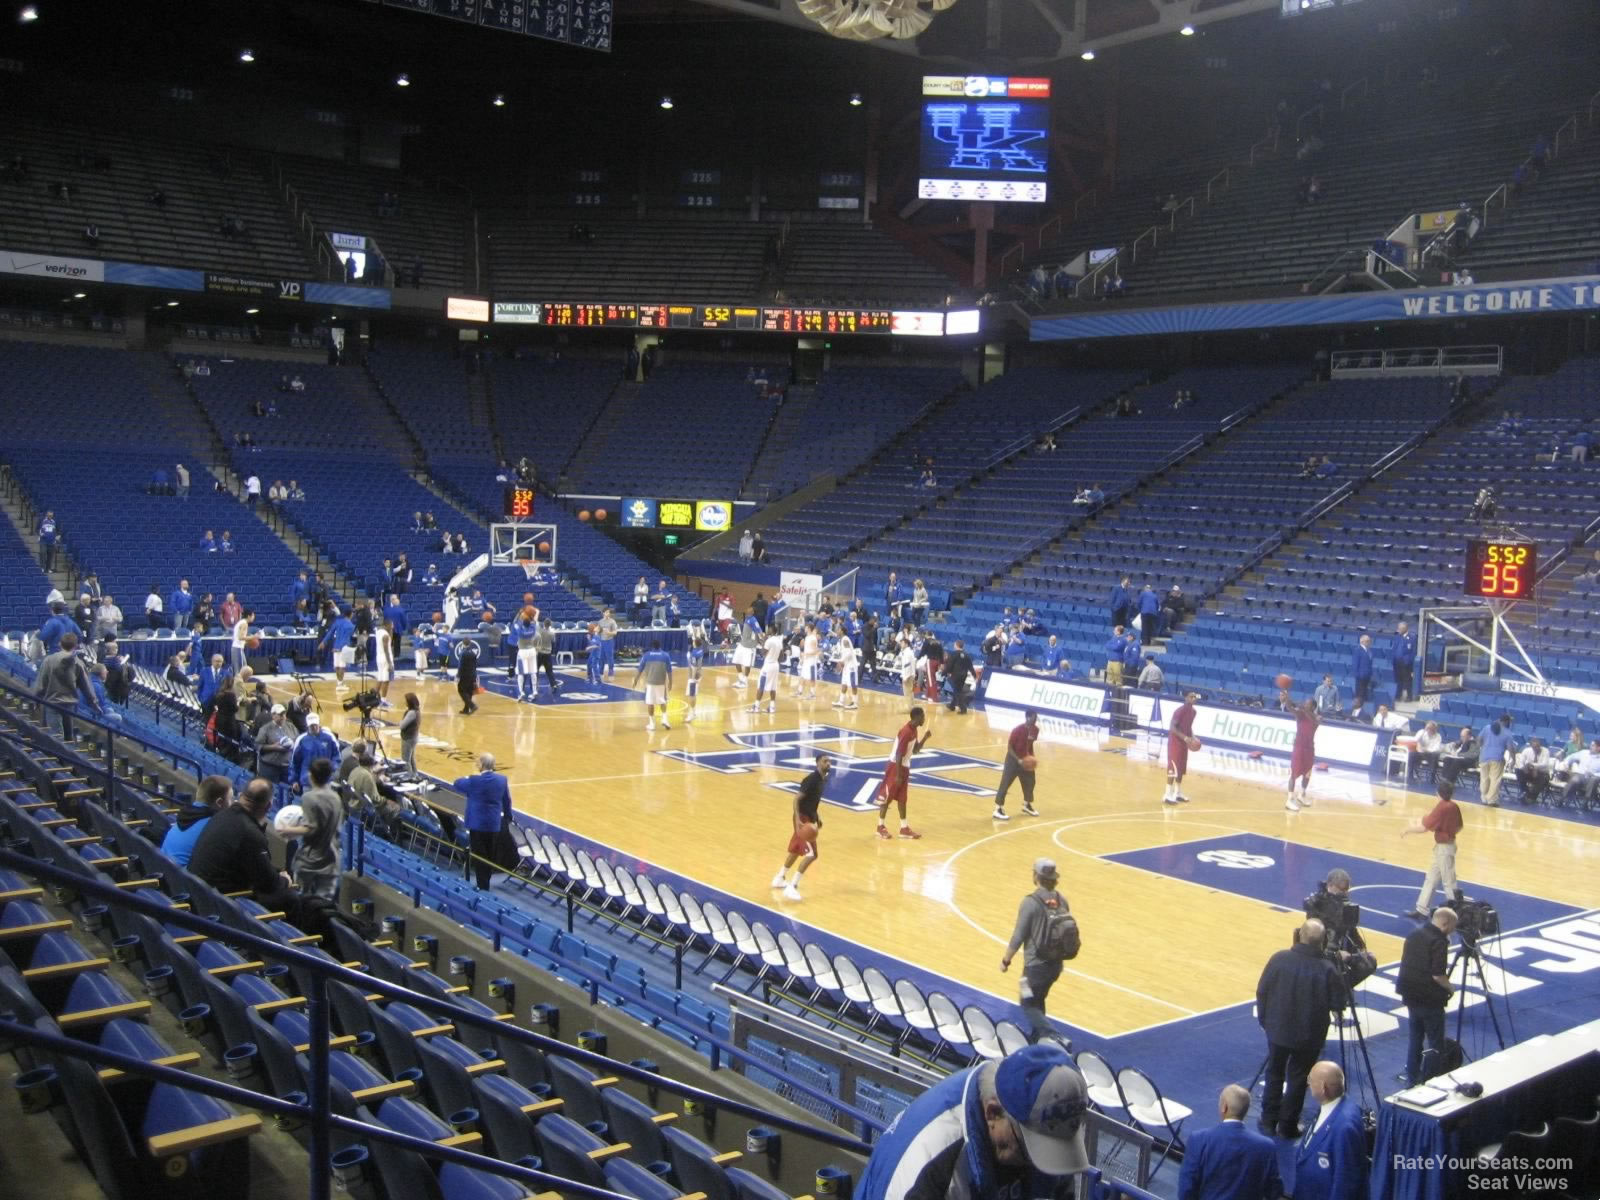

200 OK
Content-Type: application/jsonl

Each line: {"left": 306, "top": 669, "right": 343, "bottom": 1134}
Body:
{"left": 1445, "top": 894, "right": 1500, "bottom": 947}
{"left": 341, "top": 688, "right": 382, "bottom": 719}
{"left": 1303, "top": 882, "right": 1378, "bottom": 988}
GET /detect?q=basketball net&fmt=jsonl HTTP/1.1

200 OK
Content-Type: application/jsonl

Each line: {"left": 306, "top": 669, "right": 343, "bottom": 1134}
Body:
{"left": 521, "top": 561, "right": 539, "bottom": 586}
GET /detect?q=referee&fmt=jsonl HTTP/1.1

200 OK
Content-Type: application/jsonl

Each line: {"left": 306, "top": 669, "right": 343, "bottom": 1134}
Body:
{"left": 770, "top": 752, "right": 831, "bottom": 901}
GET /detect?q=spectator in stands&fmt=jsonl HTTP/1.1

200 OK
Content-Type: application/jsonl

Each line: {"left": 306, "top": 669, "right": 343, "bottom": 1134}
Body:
{"left": 909, "top": 579, "right": 930, "bottom": 628}
{"left": 36, "top": 509, "right": 58, "bottom": 571}
{"left": 290, "top": 570, "right": 310, "bottom": 620}
{"left": 1161, "top": 192, "right": 1179, "bottom": 214}
{"left": 1104, "top": 625, "right": 1128, "bottom": 686}
{"left": 439, "top": 529, "right": 454, "bottom": 554}
{"left": 94, "top": 594, "right": 122, "bottom": 643}
{"left": 290, "top": 712, "right": 341, "bottom": 793}
{"left": 651, "top": 578, "right": 671, "bottom": 626}
{"left": 1312, "top": 674, "right": 1340, "bottom": 716}
{"left": 1573, "top": 428, "right": 1595, "bottom": 463}
{"left": 82, "top": 222, "right": 99, "bottom": 247}
{"left": 139, "top": 583, "right": 163, "bottom": 630}
{"left": 1137, "top": 584, "right": 1161, "bottom": 646}
{"left": 36, "top": 631, "right": 99, "bottom": 736}
{"left": 422, "top": 563, "right": 442, "bottom": 587}
{"left": 1115, "top": 395, "right": 1138, "bottom": 418}
{"left": 1391, "top": 620, "right": 1417, "bottom": 703}
{"left": 220, "top": 529, "right": 235, "bottom": 552}
{"left": 738, "top": 529, "right": 755, "bottom": 564}
{"left": 422, "top": 511, "right": 437, "bottom": 531}
{"left": 1109, "top": 576, "right": 1133, "bottom": 629}
{"left": 1372, "top": 705, "right": 1409, "bottom": 732}
{"left": 1530, "top": 134, "right": 1549, "bottom": 177}
{"left": 1411, "top": 720, "right": 1444, "bottom": 777}
{"left": 751, "top": 532, "right": 767, "bottom": 563}
{"left": 1515, "top": 737, "right": 1551, "bottom": 803}
{"left": 632, "top": 576, "right": 650, "bottom": 625}
{"left": 1037, "top": 636, "right": 1064, "bottom": 677}
{"left": 70, "top": 592, "right": 94, "bottom": 638}
{"left": 1071, "top": 485, "right": 1092, "bottom": 506}
{"left": 452, "top": 531, "right": 468, "bottom": 555}
{"left": 162, "top": 577, "right": 192, "bottom": 627}
{"left": 1350, "top": 634, "right": 1375, "bottom": 716}
{"left": 189, "top": 778, "right": 300, "bottom": 912}
{"left": 1307, "top": 175, "right": 1324, "bottom": 203}
{"left": 40, "top": 601, "right": 79, "bottom": 656}
{"left": 1160, "top": 585, "right": 1188, "bottom": 637}
{"left": 382, "top": 593, "right": 406, "bottom": 635}
{"left": 1137, "top": 655, "right": 1164, "bottom": 690}
{"left": 165, "top": 651, "right": 192, "bottom": 689}
{"left": 194, "top": 594, "right": 217, "bottom": 631}
{"left": 200, "top": 528, "right": 217, "bottom": 553}
{"left": 244, "top": 473, "right": 261, "bottom": 509}
{"left": 253, "top": 704, "right": 294, "bottom": 784}
{"left": 1561, "top": 740, "right": 1600, "bottom": 808}
{"left": 920, "top": 466, "right": 938, "bottom": 488}
{"left": 1121, "top": 631, "right": 1142, "bottom": 683}
{"left": 411, "top": 511, "right": 425, "bottom": 534}
{"left": 288, "top": 479, "right": 305, "bottom": 500}
{"left": 219, "top": 593, "right": 242, "bottom": 630}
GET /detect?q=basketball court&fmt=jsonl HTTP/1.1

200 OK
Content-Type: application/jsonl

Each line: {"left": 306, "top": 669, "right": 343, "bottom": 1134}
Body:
{"left": 269, "top": 658, "right": 1600, "bottom": 1097}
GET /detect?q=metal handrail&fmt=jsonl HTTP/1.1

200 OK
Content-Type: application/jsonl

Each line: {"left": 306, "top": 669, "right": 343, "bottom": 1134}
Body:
{"left": 0, "top": 848, "right": 880, "bottom": 1156}
{"left": 1038, "top": 211, "right": 1063, "bottom": 248}
{"left": 1205, "top": 167, "right": 1230, "bottom": 202}
{"left": 1552, "top": 113, "right": 1579, "bottom": 159}
{"left": 1169, "top": 196, "right": 1195, "bottom": 231}
{"left": 1248, "top": 125, "right": 1279, "bottom": 165}
{"left": 1536, "top": 513, "right": 1600, "bottom": 582}
{"left": 1129, "top": 224, "right": 1158, "bottom": 263}
{"left": 1590, "top": 86, "right": 1600, "bottom": 126}
{"left": 1340, "top": 77, "right": 1368, "bottom": 109}
{"left": 1295, "top": 103, "right": 1325, "bottom": 141}
{"left": 1073, "top": 189, "right": 1098, "bottom": 221}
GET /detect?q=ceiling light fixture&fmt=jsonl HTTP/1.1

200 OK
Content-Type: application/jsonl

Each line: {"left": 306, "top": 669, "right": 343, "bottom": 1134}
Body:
{"left": 166, "top": 300, "right": 180, "bottom": 307}
{"left": 19, "top": 5, "right": 39, "bottom": 23}
{"left": 1080, "top": 48, "right": 1095, "bottom": 60}
{"left": 395, "top": 73, "right": 410, "bottom": 87}
{"left": 245, "top": 307, "right": 260, "bottom": 315}
{"left": 492, "top": 93, "right": 505, "bottom": 107}
{"left": 1180, "top": 23, "right": 1195, "bottom": 35}
{"left": 849, "top": 92, "right": 863, "bottom": 106}
{"left": 72, "top": 291, "right": 85, "bottom": 299}
{"left": 659, "top": 95, "right": 674, "bottom": 110}
{"left": 238, "top": 48, "right": 255, "bottom": 63}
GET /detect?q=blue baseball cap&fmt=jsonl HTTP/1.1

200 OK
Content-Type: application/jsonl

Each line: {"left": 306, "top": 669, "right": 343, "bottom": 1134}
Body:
{"left": 994, "top": 1044, "right": 1089, "bottom": 1175}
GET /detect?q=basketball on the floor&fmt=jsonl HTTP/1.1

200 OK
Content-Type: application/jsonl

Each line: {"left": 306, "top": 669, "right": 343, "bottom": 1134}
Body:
{"left": 1186, "top": 736, "right": 1202, "bottom": 751}
{"left": 272, "top": 804, "right": 304, "bottom": 833}
{"left": 578, "top": 510, "right": 591, "bottom": 521}
{"left": 1020, "top": 755, "right": 1038, "bottom": 771}
{"left": 520, "top": 605, "right": 536, "bottom": 622}
{"left": 1274, "top": 672, "right": 1293, "bottom": 690}
{"left": 594, "top": 508, "right": 608, "bottom": 521}
{"left": 537, "top": 540, "right": 551, "bottom": 555}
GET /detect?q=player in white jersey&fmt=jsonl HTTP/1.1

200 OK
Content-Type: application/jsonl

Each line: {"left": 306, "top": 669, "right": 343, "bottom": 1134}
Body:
{"left": 373, "top": 622, "right": 396, "bottom": 706}
{"left": 800, "top": 622, "right": 821, "bottom": 700}
{"left": 832, "top": 633, "right": 857, "bottom": 710}
{"left": 831, "top": 634, "right": 859, "bottom": 709}
{"left": 895, "top": 639, "right": 917, "bottom": 698}
{"left": 731, "top": 611, "right": 760, "bottom": 687}
{"left": 750, "top": 628, "right": 784, "bottom": 714}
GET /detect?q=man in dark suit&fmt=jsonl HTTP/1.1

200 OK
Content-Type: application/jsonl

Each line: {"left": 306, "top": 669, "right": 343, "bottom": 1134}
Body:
{"left": 454, "top": 752, "right": 512, "bottom": 890}
{"left": 1255, "top": 918, "right": 1341, "bottom": 1138}
{"left": 1178, "top": 1084, "right": 1282, "bottom": 1200}
{"left": 1292, "top": 1062, "right": 1368, "bottom": 1200}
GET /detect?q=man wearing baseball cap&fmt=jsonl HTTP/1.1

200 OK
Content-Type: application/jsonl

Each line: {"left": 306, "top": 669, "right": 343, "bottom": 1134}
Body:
{"left": 1000, "top": 858, "right": 1077, "bottom": 1044}
{"left": 856, "top": 1043, "right": 1089, "bottom": 1200}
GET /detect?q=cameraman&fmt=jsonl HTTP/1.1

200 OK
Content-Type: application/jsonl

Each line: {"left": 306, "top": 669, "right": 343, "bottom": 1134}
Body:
{"left": 1309, "top": 869, "right": 1366, "bottom": 952}
{"left": 1254, "top": 918, "right": 1342, "bottom": 1139}
{"left": 1397, "top": 907, "right": 1457, "bottom": 1086}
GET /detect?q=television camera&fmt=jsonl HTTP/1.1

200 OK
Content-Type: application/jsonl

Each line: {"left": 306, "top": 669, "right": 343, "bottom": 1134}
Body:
{"left": 1303, "top": 882, "right": 1378, "bottom": 987}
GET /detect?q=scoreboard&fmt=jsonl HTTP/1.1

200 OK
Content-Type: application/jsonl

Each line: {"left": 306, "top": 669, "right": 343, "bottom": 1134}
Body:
{"left": 477, "top": 298, "right": 979, "bottom": 337}
{"left": 1463, "top": 538, "right": 1536, "bottom": 600}
{"left": 372, "top": 0, "right": 612, "bottom": 53}
{"left": 503, "top": 485, "right": 536, "bottom": 521}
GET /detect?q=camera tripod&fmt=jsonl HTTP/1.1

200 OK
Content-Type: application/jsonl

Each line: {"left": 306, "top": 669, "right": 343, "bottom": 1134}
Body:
{"left": 1326, "top": 932, "right": 1381, "bottom": 1116}
{"left": 1447, "top": 937, "right": 1508, "bottom": 1059}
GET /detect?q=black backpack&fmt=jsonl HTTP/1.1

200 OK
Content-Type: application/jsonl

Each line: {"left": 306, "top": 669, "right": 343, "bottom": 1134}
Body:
{"left": 1035, "top": 892, "right": 1081, "bottom": 961}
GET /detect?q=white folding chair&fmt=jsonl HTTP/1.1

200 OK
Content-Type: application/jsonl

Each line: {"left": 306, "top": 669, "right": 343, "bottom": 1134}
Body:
{"left": 804, "top": 942, "right": 840, "bottom": 1000}
{"left": 752, "top": 921, "right": 787, "bottom": 981}
{"left": 894, "top": 978, "right": 939, "bottom": 1050}
{"left": 963, "top": 1005, "right": 1004, "bottom": 1061}
{"left": 862, "top": 966, "right": 903, "bottom": 1034}
{"left": 927, "top": 992, "right": 970, "bottom": 1061}
{"left": 1117, "top": 1066, "right": 1191, "bottom": 1173}
{"left": 775, "top": 930, "right": 814, "bottom": 999}
{"left": 722, "top": 909, "right": 761, "bottom": 985}
{"left": 995, "top": 1020, "right": 1030, "bottom": 1054}
{"left": 832, "top": 953, "right": 872, "bottom": 1021}
{"left": 1074, "top": 1049, "right": 1126, "bottom": 1114}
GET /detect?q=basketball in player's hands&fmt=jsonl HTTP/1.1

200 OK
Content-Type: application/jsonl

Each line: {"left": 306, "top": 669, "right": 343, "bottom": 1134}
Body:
{"left": 520, "top": 605, "right": 536, "bottom": 623}
{"left": 246, "top": 635, "right": 261, "bottom": 650}
{"left": 1186, "top": 736, "right": 1202, "bottom": 751}
{"left": 1274, "top": 672, "right": 1293, "bottom": 690}
{"left": 1020, "top": 755, "right": 1038, "bottom": 771}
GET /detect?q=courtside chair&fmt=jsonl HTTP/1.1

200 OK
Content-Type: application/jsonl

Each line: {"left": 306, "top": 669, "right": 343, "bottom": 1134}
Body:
{"left": 927, "top": 991, "right": 970, "bottom": 1061}
{"left": 1116, "top": 1065, "right": 1190, "bottom": 1172}
{"left": 831, "top": 953, "right": 872, "bottom": 1023}
{"left": 724, "top": 909, "right": 764, "bottom": 988}
{"left": 893, "top": 977, "right": 939, "bottom": 1051}
{"left": 750, "top": 921, "right": 787, "bottom": 984}
{"left": 963, "top": 1005, "right": 1005, "bottom": 1062}
{"left": 1074, "top": 1049, "right": 1127, "bottom": 1115}
{"left": 801, "top": 941, "right": 839, "bottom": 1003}
{"left": 995, "top": 1020, "right": 1030, "bottom": 1054}
{"left": 862, "top": 965, "right": 904, "bottom": 1039}
{"left": 774, "top": 930, "right": 814, "bottom": 999}
{"left": 698, "top": 900, "right": 743, "bottom": 980}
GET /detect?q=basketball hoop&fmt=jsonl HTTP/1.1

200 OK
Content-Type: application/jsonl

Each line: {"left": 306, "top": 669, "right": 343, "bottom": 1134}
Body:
{"left": 520, "top": 561, "right": 539, "bottom": 586}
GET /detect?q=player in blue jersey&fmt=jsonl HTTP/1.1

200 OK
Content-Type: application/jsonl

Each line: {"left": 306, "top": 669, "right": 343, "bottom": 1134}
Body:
{"left": 412, "top": 621, "right": 437, "bottom": 680}
{"left": 684, "top": 625, "right": 708, "bottom": 723}
{"left": 584, "top": 623, "right": 603, "bottom": 685}
{"left": 509, "top": 604, "right": 541, "bottom": 702}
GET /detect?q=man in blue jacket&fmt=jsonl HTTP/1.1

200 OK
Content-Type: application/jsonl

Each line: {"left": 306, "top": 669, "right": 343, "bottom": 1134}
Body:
{"left": 1178, "top": 1084, "right": 1282, "bottom": 1200}
{"left": 855, "top": 1043, "right": 1089, "bottom": 1200}
{"left": 1109, "top": 576, "right": 1133, "bottom": 629}
{"left": 40, "top": 602, "right": 77, "bottom": 654}
{"left": 1390, "top": 620, "right": 1417, "bottom": 703}
{"left": 1104, "top": 626, "right": 1128, "bottom": 686}
{"left": 1292, "top": 1062, "right": 1367, "bottom": 1200}
{"left": 1350, "top": 634, "right": 1374, "bottom": 718}
{"left": 37, "top": 509, "right": 58, "bottom": 571}
{"left": 1138, "top": 584, "right": 1162, "bottom": 645}
{"left": 290, "top": 711, "right": 341, "bottom": 793}
{"left": 169, "top": 578, "right": 195, "bottom": 626}
{"left": 455, "top": 752, "right": 513, "bottom": 890}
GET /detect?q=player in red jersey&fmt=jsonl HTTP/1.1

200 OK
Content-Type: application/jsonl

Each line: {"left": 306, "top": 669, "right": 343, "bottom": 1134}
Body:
{"left": 1286, "top": 698, "right": 1320, "bottom": 812}
{"left": 1164, "top": 691, "right": 1200, "bottom": 805}
{"left": 876, "top": 706, "right": 932, "bottom": 839}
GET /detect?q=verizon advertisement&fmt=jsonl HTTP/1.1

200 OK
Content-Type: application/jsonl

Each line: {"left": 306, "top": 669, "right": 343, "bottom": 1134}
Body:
{"left": 3, "top": 249, "right": 105, "bottom": 282}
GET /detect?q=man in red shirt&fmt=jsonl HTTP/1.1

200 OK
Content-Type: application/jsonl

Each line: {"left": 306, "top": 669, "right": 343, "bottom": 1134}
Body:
{"left": 1402, "top": 778, "right": 1463, "bottom": 918}
{"left": 876, "top": 706, "right": 932, "bottom": 839}
{"left": 1286, "top": 699, "right": 1319, "bottom": 813}
{"left": 1164, "top": 692, "right": 1200, "bottom": 805}
{"left": 994, "top": 708, "right": 1040, "bottom": 821}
